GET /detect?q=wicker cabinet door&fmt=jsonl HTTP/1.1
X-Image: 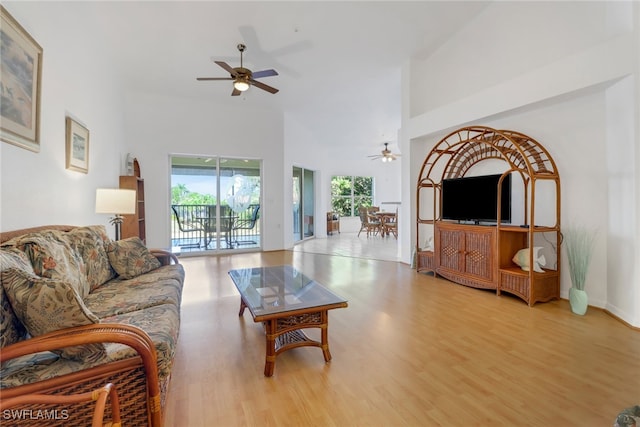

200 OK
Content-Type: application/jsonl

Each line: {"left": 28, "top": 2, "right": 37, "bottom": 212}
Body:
{"left": 437, "top": 226, "right": 463, "bottom": 273}
{"left": 463, "top": 228, "right": 494, "bottom": 282}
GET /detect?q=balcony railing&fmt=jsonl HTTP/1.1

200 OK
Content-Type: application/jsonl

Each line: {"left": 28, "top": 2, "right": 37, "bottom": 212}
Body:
{"left": 171, "top": 204, "right": 260, "bottom": 252}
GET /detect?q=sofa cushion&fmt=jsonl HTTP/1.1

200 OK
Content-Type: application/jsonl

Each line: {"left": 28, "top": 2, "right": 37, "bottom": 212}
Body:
{"left": 85, "top": 264, "right": 185, "bottom": 318}
{"left": 101, "top": 303, "right": 181, "bottom": 380}
{"left": 0, "top": 248, "right": 32, "bottom": 348}
{"left": 0, "top": 303, "right": 178, "bottom": 388}
{"left": 66, "top": 225, "right": 116, "bottom": 292}
{"left": 14, "top": 230, "right": 90, "bottom": 298}
{"left": 107, "top": 237, "right": 161, "bottom": 279}
{"left": 0, "top": 351, "right": 67, "bottom": 389}
{"left": 1, "top": 268, "right": 106, "bottom": 362}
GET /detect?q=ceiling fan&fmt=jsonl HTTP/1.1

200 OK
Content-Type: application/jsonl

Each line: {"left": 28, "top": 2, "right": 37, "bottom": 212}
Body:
{"left": 196, "top": 44, "right": 279, "bottom": 96}
{"left": 368, "top": 143, "right": 401, "bottom": 162}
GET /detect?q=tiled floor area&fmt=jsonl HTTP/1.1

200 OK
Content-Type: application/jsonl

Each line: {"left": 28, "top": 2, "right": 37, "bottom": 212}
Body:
{"left": 292, "top": 232, "right": 400, "bottom": 262}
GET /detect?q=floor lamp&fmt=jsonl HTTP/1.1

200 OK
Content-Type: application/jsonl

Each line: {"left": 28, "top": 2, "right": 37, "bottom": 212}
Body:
{"left": 95, "top": 189, "right": 136, "bottom": 240}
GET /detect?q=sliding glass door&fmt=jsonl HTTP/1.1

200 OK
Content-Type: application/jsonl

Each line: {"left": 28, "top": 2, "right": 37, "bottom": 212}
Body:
{"left": 171, "top": 155, "right": 261, "bottom": 252}
{"left": 293, "top": 166, "right": 315, "bottom": 242}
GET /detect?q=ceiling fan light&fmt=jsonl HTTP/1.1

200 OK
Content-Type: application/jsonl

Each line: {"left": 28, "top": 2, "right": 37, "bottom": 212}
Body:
{"left": 233, "top": 79, "right": 250, "bottom": 92}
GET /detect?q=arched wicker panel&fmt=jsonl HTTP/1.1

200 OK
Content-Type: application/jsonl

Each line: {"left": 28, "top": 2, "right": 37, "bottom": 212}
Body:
{"left": 418, "top": 126, "right": 558, "bottom": 185}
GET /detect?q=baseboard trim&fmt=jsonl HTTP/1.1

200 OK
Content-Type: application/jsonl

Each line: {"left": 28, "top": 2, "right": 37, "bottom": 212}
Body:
{"left": 603, "top": 308, "right": 640, "bottom": 331}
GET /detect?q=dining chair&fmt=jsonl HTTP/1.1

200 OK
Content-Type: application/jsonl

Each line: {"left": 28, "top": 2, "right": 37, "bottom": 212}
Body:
{"left": 202, "top": 205, "right": 236, "bottom": 249}
{"left": 383, "top": 207, "right": 398, "bottom": 239}
{"left": 232, "top": 204, "right": 260, "bottom": 245}
{"left": 358, "top": 206, "right": 381, "bottom": 237}
{"left": 171, "top": 204, "right": 204, "bottom": 248}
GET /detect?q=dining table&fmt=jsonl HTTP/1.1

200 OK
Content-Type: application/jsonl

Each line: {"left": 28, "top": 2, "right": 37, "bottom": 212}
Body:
{"left": 371, "top": 211, "right": 396, "bottom": 237}
{"left": 196, "top": 215, "right": 238, "bottom": 249}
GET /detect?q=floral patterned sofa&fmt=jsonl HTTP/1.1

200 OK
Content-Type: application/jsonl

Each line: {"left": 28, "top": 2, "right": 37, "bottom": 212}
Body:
{"left": 0, "top": 225, "right": 184, "bottom": 426}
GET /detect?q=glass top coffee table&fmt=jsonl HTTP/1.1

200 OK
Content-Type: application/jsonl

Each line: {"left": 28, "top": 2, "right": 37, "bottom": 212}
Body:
{"left": 228, "top": 265, "right": 348, "bottom": 376}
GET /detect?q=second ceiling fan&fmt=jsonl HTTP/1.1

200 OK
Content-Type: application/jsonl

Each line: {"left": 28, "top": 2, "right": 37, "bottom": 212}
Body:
{"left": 368, "top": 142, "right": 401, "bottom": 162}
{"left": 197, "top": 43, "right": 279, "bottom": 96}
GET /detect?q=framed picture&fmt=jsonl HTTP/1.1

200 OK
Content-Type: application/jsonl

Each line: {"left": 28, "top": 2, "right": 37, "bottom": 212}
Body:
{"left": 0, "top": 5, "right": 43, "bottom": 152}
{"left": 65, "top": 117, "right": 89, "bottom": 173}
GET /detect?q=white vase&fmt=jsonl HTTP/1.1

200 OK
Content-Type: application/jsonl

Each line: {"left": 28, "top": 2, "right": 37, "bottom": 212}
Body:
{"left": 569, "top": 287, "right": 588, "bottom": 315}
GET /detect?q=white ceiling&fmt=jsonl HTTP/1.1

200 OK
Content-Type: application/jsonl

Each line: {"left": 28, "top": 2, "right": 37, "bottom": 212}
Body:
{"left": 67, "top": 1, "right": 489, "bottom": 152}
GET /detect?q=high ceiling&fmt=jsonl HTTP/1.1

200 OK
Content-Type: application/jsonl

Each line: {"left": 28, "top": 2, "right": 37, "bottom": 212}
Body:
{"left": 54, "top": 1, "right": 489, "bottom": 152}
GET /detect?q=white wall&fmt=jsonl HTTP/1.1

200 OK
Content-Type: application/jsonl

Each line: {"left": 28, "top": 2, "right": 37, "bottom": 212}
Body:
{"left": 404, "top": 1, "right": 639, "bottom": 326}
{"left": 284, "top": 114, "right": 327, "bottom": 248}
{"left": 0, "top": 1, "right": 403, "bottom": 254}
{"left": 0, "top": 2, "right": 126, "bottom": 235}
{"left": 122, "top": 91, "right": 285, "bottom": 251}
{"left": 284, "top": 113, "right": 403, "bottom": 240}
{"left": 410, "top": 1, "right": 626, "bottom": 117}
{"left": 606, "top": 76, "right": 637, "bottom": 323}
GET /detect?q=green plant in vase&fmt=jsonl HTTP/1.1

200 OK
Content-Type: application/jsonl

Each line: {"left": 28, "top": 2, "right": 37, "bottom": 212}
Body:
{"left": 564, "top": 225, "right": 596, "bottom": 315}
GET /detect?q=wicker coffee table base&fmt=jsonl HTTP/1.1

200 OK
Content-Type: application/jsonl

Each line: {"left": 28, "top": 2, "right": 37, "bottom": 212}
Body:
{"left": 239, "top": 299, "right": 332, "bottom": 377}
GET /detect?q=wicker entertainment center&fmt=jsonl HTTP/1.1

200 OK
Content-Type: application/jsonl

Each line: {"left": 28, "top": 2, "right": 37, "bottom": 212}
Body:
{"left": 416, "top": 126, "right": 561, "bottom": 306}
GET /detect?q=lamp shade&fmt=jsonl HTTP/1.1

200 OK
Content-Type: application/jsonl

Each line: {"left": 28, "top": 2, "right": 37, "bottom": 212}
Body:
{"left": 95, "top": 189, "right": 136, "bottom": 214}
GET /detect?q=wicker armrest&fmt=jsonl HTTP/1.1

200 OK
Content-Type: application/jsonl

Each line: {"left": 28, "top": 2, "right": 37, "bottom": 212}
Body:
{"left": 1, "top": 323, "right": 162, "bottom": 427}
{"left": 149, "top": 249, "right": 180, "bottom": 265}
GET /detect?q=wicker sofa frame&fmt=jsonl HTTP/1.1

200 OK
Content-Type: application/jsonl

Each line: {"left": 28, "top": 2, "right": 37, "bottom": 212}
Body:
{"left": 0, "top": 225, "right": 180, "bottom": 427}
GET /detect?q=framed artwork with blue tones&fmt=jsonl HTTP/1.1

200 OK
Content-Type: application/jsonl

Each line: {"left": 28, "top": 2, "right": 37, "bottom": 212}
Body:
{"left": 0, "top": 6, "right": 42, "bottom": 152}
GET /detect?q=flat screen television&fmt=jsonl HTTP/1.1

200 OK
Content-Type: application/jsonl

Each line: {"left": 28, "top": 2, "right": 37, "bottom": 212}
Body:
{"left": 441, "top": 173, "right": 511, "bottom": 224}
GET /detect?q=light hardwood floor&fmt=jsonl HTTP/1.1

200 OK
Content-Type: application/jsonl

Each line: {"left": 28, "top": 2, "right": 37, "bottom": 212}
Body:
{"left": 164, "top": 235, "right": 639, "bottom": 426}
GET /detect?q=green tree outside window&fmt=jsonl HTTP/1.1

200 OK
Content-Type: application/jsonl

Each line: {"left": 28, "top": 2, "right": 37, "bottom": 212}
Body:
{"left": 331, "top": 175, "right": 373, "bottom": 217}
{"left": 171, "top": 184, "right": 217, "bottom": 205}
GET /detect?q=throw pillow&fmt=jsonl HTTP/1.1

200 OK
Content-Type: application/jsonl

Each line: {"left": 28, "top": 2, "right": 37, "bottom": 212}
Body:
{"left": 15, "top": 230, "right": 90, "bottom": 298}
{"left": 0, "top": 248, "right": 33, "bottom": 347}
{"left": 512, "top": 247, "right": 546, "bottom": 273}
{"left": 67, "top": 225, "right": 116, "bottom": 292}
{"left": 106, "top": 237, "right": 161, "bottom": 280}
{"left": 1, "top": 267, "right": 106, "bottom": 362}
{"left": 0, "top": 246, "right": 34, "bottom": 273}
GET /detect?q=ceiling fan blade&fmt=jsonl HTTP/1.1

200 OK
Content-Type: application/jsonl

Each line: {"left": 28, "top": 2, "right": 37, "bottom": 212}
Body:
{"left": 196, "top": 77, "right": 234, "bottom": 81}
{"left": 231, "top": 88, "right": 241, "bottom": 96}
{"left": 251, "top": 69, "right": 278, "bottom": 79}
{"left": 215, "top": 61, "right": 238, "bottom": 77}
{"left": 250, "top": 79, "right": 279, "bottom": 94}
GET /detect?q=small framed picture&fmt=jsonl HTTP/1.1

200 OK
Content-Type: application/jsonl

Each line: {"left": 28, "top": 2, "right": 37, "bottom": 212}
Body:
{"left": 65, "top": 117, "right": 89, "bottom": 173}
{"left": 0, "top": 5, "right": 43, "bottom": 152}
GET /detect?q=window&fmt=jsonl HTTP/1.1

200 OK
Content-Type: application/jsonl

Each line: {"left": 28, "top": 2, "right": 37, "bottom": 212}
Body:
{"left": 331, "top": 175, "right": 373, "bottom": 217}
